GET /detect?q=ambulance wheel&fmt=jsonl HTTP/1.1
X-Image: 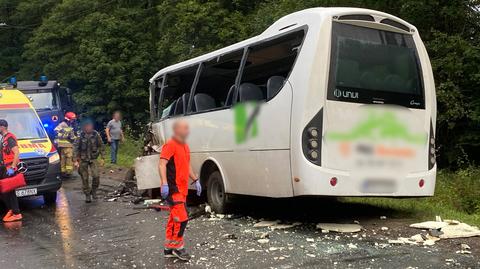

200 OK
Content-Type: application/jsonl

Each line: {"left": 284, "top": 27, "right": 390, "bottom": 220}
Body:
{"left": 207, "top": 171, "right": 230, "bottom": 214}
{"left": 43, "top": 192, "right": 57, "bottom": 205}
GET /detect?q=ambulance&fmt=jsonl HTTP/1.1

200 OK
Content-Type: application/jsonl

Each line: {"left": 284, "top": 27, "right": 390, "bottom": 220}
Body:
{"left": 0, "top": 88, "right": 61, "bottom": 204}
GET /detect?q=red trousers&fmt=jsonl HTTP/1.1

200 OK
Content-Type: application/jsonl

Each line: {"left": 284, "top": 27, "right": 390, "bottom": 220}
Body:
{"left": 165, "top": 192, "right": 188, "bottom": 249}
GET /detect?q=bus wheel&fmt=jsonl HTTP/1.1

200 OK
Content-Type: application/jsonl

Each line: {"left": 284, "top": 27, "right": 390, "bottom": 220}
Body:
{"left": 207, "top": 171, "right": 230, "bottom": 214}
{"left": 43, "top": 192, "right": 57, "bottom": 205}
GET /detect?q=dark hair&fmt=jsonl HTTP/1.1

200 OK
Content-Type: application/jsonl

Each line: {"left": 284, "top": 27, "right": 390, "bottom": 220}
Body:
{"left": 0, "top": 119, "right": 8, "bottom": 127}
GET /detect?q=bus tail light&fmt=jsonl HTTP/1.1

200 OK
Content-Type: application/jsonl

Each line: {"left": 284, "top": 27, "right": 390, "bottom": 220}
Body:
{"left": 419, "top": 179, "right": 425, "bottom": 188}
{"left": 428, "top": 120, "right": 435, "bottom": 170}
{"left": 302, "top": 109, "right": 323, "bottom": 165}
{"left": 330, "top": 177, "right": 338, "bottom": 186}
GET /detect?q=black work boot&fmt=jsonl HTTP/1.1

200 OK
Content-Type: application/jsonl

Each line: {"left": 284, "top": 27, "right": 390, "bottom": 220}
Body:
{"left": 85, "top": 194, "right": 92, "bottom": 203}
{"left": 164, "top": 248, "right": 174, "bottom": 258}
{"left": 172, "top": 248, "right": 191, "bottom": 261}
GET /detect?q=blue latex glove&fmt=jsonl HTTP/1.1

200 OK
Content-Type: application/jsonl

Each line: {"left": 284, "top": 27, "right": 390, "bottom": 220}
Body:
{"left": 6, "top": 167, "right": 15, "bottom": 177}
{"left": 161, "top": 184, "right": 169, "bottom": 199}
{"left": 194, "top": 179, "right": 202, "bottom": 196}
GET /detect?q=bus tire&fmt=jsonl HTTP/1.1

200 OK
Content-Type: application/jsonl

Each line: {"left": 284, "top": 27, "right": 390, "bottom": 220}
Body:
{"left": 43, "top": 192, "right": 57, "bottom": 205}
{"left": 207, "top": 171, "right": 230, "bottom": 214}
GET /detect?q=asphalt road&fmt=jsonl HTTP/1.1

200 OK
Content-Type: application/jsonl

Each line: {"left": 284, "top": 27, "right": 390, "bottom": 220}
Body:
{"left": 0, "top": 173, "right": 478, "bottom": 269}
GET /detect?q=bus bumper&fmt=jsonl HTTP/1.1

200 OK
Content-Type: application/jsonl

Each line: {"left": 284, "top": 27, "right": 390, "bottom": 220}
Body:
{"left": 293, "top": 165, "right": 436, "bottom": 197}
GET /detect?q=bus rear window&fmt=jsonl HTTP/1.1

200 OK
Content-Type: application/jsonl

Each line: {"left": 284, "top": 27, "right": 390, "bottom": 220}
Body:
{"left": 328, "top": 22, "right": 424, "bottom": 109}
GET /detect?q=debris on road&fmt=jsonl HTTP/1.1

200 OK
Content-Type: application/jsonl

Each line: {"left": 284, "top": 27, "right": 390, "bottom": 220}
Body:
{"left": 381, "top": 227, "right": 389, "bottom": 231}
{"left": 380, "top": 216, "right": 387, "bottom": 220}
{"left": 257, "top": 239, "right": 270, "bottom": 244}
{"left": 143, "top": 199, "right": 162, "bottom": 206}
{"left": 253, "top": 220, "right": 280, "bottom": 228}
{"left": 316, "top": 223, "right": 362, "bottom": 233}
{"left": 410, "top": 219, "right": 480, "bottom": 239}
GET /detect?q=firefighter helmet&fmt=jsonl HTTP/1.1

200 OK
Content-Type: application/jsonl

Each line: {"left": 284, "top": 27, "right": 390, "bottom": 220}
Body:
{"left": 64, "top": 112, "right": 77, "bottom": 121}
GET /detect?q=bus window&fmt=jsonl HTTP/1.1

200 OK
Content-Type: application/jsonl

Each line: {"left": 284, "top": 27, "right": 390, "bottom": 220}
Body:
{"left": 191, "top": 50, "right": 243, "bottom": 113}
{"left": 328, "top": 22, "right": 424, "bottom": 108}
{"left": 152, "top": 78, "right": 163, "bottom": 119}
{"left": 239, "top": 30, "right": 304, "bottom": 102}
{"left": 159, "top": 65, "right": 198, "bottom": 119}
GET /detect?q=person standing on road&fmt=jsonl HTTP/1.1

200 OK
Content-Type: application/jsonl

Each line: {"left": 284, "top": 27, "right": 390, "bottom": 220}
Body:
{"left": 0, "top": 119, "right": 22, "bottom": 222}
{"left": 105, "top": 111, "right": 124, "bottom": 164}
{"left": 54, "top": 112, "right": 77, "bottom": 178}
{"left": 159, "top": 120, "right": 202, "bottom": 261}
{"left": 73, "top": 119, "right": 105, "bottom": 203}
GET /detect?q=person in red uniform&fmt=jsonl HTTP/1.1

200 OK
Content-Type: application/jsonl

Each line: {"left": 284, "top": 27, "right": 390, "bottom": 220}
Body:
{"left": 0, "top": 119, "right": 22, "bottom": 222}
{"left": 159, "top": 120, "right": 202, "bottom": 261}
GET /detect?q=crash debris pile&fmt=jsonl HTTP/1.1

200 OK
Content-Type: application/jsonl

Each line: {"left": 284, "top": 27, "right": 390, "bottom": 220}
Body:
{"left": 389, "top": 216, "right": 480, "bottom": 247}
{"left": 104, "top": 168, "right": 146, "bottom": 203}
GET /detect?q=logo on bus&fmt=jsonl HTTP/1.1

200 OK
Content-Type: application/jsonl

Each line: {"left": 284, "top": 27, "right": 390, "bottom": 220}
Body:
{"left": 334, "top": 88, "right": 359, "bottom": 99}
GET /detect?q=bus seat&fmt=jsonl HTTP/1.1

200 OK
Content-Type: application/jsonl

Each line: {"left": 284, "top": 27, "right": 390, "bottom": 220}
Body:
{"left": 174, "top": 93, "right": 190, "bottom": 115}
{"left": 194, "top": 93, "right": 216, "bottom": 112}
{"left": 167, "top": 100, "right": 177, "bottom": 117}
{"left": 174, "top": 96, "right": 184, "bottom": 115}
{"left": 225, "top": 85, "right": 235, "bottom": 106}
{"left": 239, "top": 83, "right": 263, "bottom": 102}
{"left": 267, "top": 76, "right": 285, "bottom": 100}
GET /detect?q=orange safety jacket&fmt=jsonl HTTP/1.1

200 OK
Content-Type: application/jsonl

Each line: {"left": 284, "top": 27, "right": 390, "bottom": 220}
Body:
{"left": 1, "top": 132, "right": 17, "bottom": 166}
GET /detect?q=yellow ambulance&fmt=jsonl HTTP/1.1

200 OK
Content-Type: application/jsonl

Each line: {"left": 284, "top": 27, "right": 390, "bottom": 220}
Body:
{"left": 0, "top": 88, "right": 61, "bottom": 204}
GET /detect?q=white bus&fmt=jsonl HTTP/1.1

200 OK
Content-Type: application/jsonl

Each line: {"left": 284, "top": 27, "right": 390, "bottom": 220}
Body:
{"left": 148, "top": 7, "right": 436, "bottom": 213}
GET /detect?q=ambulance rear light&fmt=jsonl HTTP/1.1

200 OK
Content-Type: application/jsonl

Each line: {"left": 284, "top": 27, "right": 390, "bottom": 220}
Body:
{"left": 419, "top": 179, "right": 425, "bottom": 188}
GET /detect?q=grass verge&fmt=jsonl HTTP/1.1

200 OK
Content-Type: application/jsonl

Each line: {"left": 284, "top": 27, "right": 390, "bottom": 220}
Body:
{"left": 104, "top": 135, "right": 143, "bottom": 168}
{"left": 345, "top": 167, "right": 480, "bottom": 226}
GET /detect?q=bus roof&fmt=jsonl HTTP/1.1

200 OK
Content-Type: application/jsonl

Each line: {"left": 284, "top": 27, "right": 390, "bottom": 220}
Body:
{"left": 16, "top": 80, "right": 59, "bottom": 91}
{"left": 149, "top": 7, "right": 416, "bottom": 82}
{"left": 0, "top": 89, "right": 34, "bottom": 108}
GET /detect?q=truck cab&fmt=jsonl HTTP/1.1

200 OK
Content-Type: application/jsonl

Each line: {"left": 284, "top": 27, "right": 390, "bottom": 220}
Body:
{"left": 16, "top": 79, "right": 73, "bottom": 140}
{"left": 0, "top": 88, "right": 62, "bottom": 204}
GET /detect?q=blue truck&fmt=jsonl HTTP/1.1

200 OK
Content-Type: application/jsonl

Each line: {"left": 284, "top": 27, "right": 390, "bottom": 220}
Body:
{"left": 16, "top": 78, "right": 74, "bottom": 140}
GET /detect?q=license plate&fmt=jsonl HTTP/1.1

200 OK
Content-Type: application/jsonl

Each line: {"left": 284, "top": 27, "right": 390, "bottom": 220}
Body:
{"left": 16, "top": 188, "right": 37, "bottom": 197}
{"left": 362, "top": 179, "right": 397, "bottom": 193}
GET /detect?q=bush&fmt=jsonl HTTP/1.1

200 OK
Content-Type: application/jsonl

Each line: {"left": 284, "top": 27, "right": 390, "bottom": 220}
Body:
{"left": 450, "top": 167, "right": 480, "bottom": 214}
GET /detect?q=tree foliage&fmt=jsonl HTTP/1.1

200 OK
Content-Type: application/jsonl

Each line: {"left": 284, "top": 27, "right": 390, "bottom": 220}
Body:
{"left": 0, "top": 0, "right": 479, "bottom": 167}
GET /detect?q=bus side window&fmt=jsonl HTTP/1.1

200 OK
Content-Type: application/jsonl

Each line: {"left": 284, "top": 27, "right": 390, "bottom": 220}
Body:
{"left": 191, "top": 50, "right": 243, "bottom": 113}
{"left": 159, "top": 65, "right": 198, "bottom": 119}
{"left": 152, "top": 78, "right": 163, "bottom": 120}
{"left": 239, "top": 30, "right": 304, "bottom": 102}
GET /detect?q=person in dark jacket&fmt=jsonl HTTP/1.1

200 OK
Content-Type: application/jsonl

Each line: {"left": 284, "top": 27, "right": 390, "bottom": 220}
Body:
{"left": 73, "top": 119, "right": 105, "bottom": 203}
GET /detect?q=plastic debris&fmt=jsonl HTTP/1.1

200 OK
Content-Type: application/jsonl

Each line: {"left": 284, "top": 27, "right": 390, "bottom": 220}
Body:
{"left": 410, "top": 219, "right": 480, "bottom": 239}
{"left": 253, "top": 220, "right": 280, "bottom": 228}
{"left": 316, "top": 223, "right": 362, "bottom": 233}
{"left": 143, "top": 199, "right": 162, "bottom": 206}
{"left": 257, "top": 239, "right": 270, "bottom": 244}
{"left": 380, "top": 216, "right": 387, "bottom": 220}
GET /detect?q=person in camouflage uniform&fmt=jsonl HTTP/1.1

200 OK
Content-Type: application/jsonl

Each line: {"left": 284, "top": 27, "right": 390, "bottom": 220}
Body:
{"left": 73, "top": 119, "right": 105, "bottom": 203}
{"left": 54, "top": 112, "right": 77, "bottom": 178}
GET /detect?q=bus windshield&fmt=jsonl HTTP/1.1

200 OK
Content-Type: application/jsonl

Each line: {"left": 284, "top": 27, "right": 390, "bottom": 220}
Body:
{"left": 25, "top": 91, "right": 58, "bottom": 110}
{"left": 328, "top": 22, "right": 424, "bottom": 108}
{"left": 0, "top": 109, "right": 47, "bottom": 140}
